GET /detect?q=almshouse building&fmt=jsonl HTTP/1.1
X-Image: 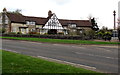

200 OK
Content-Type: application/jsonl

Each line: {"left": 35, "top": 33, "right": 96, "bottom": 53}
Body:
{"left": 0, "top": 8, "right": 92, "bottom": 35}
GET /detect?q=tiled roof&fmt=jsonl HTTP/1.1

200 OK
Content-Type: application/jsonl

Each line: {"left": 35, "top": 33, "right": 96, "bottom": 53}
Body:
{"left": 6, "top": 12, "right": 92, "bottom": 27}
{"left": 24, "top": 16, "right": 47, "bottom": 25}
{"left": 6, "top": 13, "right": 47, "bottom": 25}
{"left": 59, "top": 19, "right": 92, "bottom": 27}
{"left": 6, "top": 13, "right": 25, "bottom": 23}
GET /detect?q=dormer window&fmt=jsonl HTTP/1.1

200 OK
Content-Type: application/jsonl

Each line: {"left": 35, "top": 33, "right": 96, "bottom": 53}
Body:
{"left": 26, "top": 21, "right": 35, "bottom": 25}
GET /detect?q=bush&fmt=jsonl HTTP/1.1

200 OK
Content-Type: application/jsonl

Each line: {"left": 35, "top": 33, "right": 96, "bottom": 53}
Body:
{"left": 103, "top": 32, "right": 112, "bottom": 41}
{"left": 8, "top": 32, "right": 16, "bottom": 34}
{"left": 84, "top": 30, "right": 96, "bottom": 39}
{"left": 58, "top": 32, "right": 64, "bottom": 35}
{"left": 17, "top": 32, "right": 22, "bottom": 34}
{"left": 29, "top": 32, "right": 37, "bottom": 35}
{"left": 44, "top": 33, "right": 48, "bottom": 35}
{"left": 0, "top": 28, "right": 6, "bottom": 33}
{"left": 96, "top": 32, "right": 104, "bottom": 39}
{"left": 2, "top": 34, "right": 84, "bottom": 40}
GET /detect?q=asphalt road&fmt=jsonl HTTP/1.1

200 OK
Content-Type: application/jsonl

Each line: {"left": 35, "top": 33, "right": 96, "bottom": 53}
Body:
{"left": 2, "top": 39, "right": 118, "bottom": 73}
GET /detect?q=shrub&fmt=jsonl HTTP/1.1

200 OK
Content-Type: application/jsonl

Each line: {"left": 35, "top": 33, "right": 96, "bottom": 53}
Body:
{"left": 103, "top": 32, "right": 112, "bottom": 41}
{"left": 58, "top": 32, "right": 64, "bottom": 35}
{"left": 8, "top": 32, "right": 16, "bottom": 34}
{"left": 44, "top": 33, "right": 48, "bottom": 35}
{"left": 29, "top": 32, "right": 37, "bottom": 35}
{"left": 17, "top": 32, "right": 22, "bottom": 34}
{"left": 96, "top": 32, "right": 104, "bottom": 39}
{"left": 84, "top": 30, "right": 96, "bottom": 39}
{"left": 0, "top": 28, "right": 6, "bottom": 33}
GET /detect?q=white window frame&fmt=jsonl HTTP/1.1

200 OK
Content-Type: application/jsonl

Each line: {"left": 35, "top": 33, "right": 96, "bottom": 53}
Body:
{"left": 69, "top": 24, "right": 77, "bottom": 28}
{"left": 71, "top": 24, "right": 76, "bottom": 28}
{"left": 26, "top": 21, "right": 35, "bottom": 25}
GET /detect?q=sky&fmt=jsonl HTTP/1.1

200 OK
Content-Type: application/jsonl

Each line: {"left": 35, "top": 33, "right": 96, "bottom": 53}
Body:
{"left": 0, "top": 0, "right": 120, "bottom": 29}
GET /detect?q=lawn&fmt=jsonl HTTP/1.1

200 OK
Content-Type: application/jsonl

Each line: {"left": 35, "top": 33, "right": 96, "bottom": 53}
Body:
{"left": 0, "top": 50, "right": 2, "bottom": 74}
{"left": 1, "top": 36, "right": 120, "bottom": 45}
{"left": 2, "top": 50, "right": 105, "bottom": 74}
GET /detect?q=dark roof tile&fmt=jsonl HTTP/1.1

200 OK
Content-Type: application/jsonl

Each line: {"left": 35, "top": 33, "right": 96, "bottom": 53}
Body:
{"left": 6, "top": 13, "right": 92, "bottom": 27}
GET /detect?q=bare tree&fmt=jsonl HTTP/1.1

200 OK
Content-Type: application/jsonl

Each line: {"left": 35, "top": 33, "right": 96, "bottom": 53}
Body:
{"left": 8, "top": 9, "right": 22, "bottom": 15}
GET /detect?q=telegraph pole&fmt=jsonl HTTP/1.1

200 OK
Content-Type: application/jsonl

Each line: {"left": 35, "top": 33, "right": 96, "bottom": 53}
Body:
{"left": 113, "top": 10, "right": 116, "bottom": 30}
{"left": 112, "top": 10, "right": 118, "bottom": 40}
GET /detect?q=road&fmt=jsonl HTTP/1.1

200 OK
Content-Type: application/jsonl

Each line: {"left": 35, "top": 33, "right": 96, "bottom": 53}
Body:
{"left": 2, "top": 39, "right": 118, "bottom": 73}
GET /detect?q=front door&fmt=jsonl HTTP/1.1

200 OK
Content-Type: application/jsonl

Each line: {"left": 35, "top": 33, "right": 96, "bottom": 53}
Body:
{"left": 48, "top": 29, "right": 57, "bottom": 34}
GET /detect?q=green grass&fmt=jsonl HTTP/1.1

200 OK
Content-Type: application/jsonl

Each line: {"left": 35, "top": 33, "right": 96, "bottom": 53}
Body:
{"left": 2, "top": 50, "right": 105, "bottom": 74}
{"left": 0, "top": 50, "right": 2, "bottom": 74}
{"left": 1, "top": 36, "right": 120, "bottom": 45}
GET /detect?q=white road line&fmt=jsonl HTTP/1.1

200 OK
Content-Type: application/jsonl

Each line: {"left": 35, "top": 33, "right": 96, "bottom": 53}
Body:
{"left": 3, "top": 40, "right": 12, "bottom": 41}
{"left": 2, "top": 49, "right": 97, "bottom": 72}
{"left": 2, "top": 48, "right": 20, "bottom": 53}
{"left": 72, "top": 46, "right": 86, "bottom": 49}
{"left": 53, "top": 44, "right": 70, "bottom": 47}
{"left": 96, "top": 47, "right": 114, "bottom": 52}
{"left": 20, "top": 41, "right": 42, "bottom": 44}
{"left": 53, "top": 44, "right": 62, "bottom": 46}
{"left": 75, "top": 52, "right": 118, "bottom": 60}
{"left": 37, "top": 55, "right": 96, "bottom": 70}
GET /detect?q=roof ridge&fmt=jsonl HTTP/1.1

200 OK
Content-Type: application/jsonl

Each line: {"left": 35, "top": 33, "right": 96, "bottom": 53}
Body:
{"left": 23, "top": 15, "right": 47, "bottom": 19}
{"left": 59, "top": 19, "right": 89, "bottom": 21}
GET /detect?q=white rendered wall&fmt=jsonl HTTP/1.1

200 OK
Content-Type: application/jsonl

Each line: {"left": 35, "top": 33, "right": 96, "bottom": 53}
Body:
{"left": 43, "top": 13, "right": 63, "bottom": 30}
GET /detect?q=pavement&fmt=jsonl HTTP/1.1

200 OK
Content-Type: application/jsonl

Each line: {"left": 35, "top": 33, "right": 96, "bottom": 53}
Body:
{"left": 2, "top": 39, "right": 119, "bottom": 73}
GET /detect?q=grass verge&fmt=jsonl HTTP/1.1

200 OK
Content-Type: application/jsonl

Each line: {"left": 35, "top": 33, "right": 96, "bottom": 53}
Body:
{"left": 0, "top": 50, "right": 2, "bottom": 74}
{"left": 1, "top": 36, "right": 120, "bottom": 45}
{"left": 2, "top": 50, "right": 105, "bottom": 74}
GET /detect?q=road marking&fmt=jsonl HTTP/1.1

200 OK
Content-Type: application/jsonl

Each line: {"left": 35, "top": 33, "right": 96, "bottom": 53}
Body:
{"left": 72, "top": 46, "right": 86, "bottom": 49}
{"left": 3, "top": 40, "right": 12, "bottom": 41}
{"left": 53, "top": 44, "right": 70, "bottom": 47}
{"left": 75, "top": 52, "right": 118, "bottom": 60}
{"left": 20, "top": 41, "right": 42, "bottom": 44}
{"left": 2, "top": 48, "right": 96, "bottom": 70}
{"left": 2, "top": 48, "right": 20, "bottom": 53}
{"left": 37, "top": 55, "right": 96, "bottom": 70}
{"left": 96, "top": 47, "right": 115, "bottom": 52}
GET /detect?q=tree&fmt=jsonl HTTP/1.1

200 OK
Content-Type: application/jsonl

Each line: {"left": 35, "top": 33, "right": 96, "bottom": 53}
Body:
{"left": 14, "top": 9, "right": 22, "bottom": 14}
{"left": 91, "top": 18, "right": 99, "bottom": 31}
{"left": 8, "top": 9, "right": 22, "bottom": 15}
{"left": 118, "top": 26, "right": 120, "bottom": 41}
{"left": 84, "top": 30, "right": 96, "bottom": 39}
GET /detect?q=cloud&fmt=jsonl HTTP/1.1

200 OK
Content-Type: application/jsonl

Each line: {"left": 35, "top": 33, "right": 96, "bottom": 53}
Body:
{"left": 50, "top": 0, "right": 72, "bottom": 5}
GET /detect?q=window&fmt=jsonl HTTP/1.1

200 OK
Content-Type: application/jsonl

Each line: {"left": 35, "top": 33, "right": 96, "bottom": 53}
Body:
{"left": 71, "top": 24, "right": 76, "bottom": 28}
{"left": 5, "top": 15, "right": 8, "bottom": 24}
{"left": 0, "top": 16, "right": 2, "bottom": 24}
{"left": 0, "top": 16, "right": 8, "bottom": 24}
{"left": 21, "top": 29, "right": 25, "bottom": 32}
{"left": 13, "top": 28, "right": 16, "bottom": 32}
{"left": 26, "top": 21, "right": 35, "bottom": 25}
{"left": 5, "top": 19, "right": 8, "bottom": 24}
{"left": 26, "top": 21, "right": 29, "bottom": 25}
{"left": 31, "top": 28, "right": 36, "bottom": 32}
{"left": 69, "top": 23, "right": 76, "bottom": 28}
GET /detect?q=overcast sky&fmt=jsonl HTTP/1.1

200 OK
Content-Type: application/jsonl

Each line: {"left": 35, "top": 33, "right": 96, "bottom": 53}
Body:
{"left": 0, "top": 0, "right": 119, "bottom": 29}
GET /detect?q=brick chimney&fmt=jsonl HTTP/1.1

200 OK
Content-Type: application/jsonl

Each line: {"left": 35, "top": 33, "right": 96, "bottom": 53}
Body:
{"left": 3, "top": 8, "right": 7, "bottom": 13}
{"left": 48, "top": 10, "right": 52, "bottom": 17}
